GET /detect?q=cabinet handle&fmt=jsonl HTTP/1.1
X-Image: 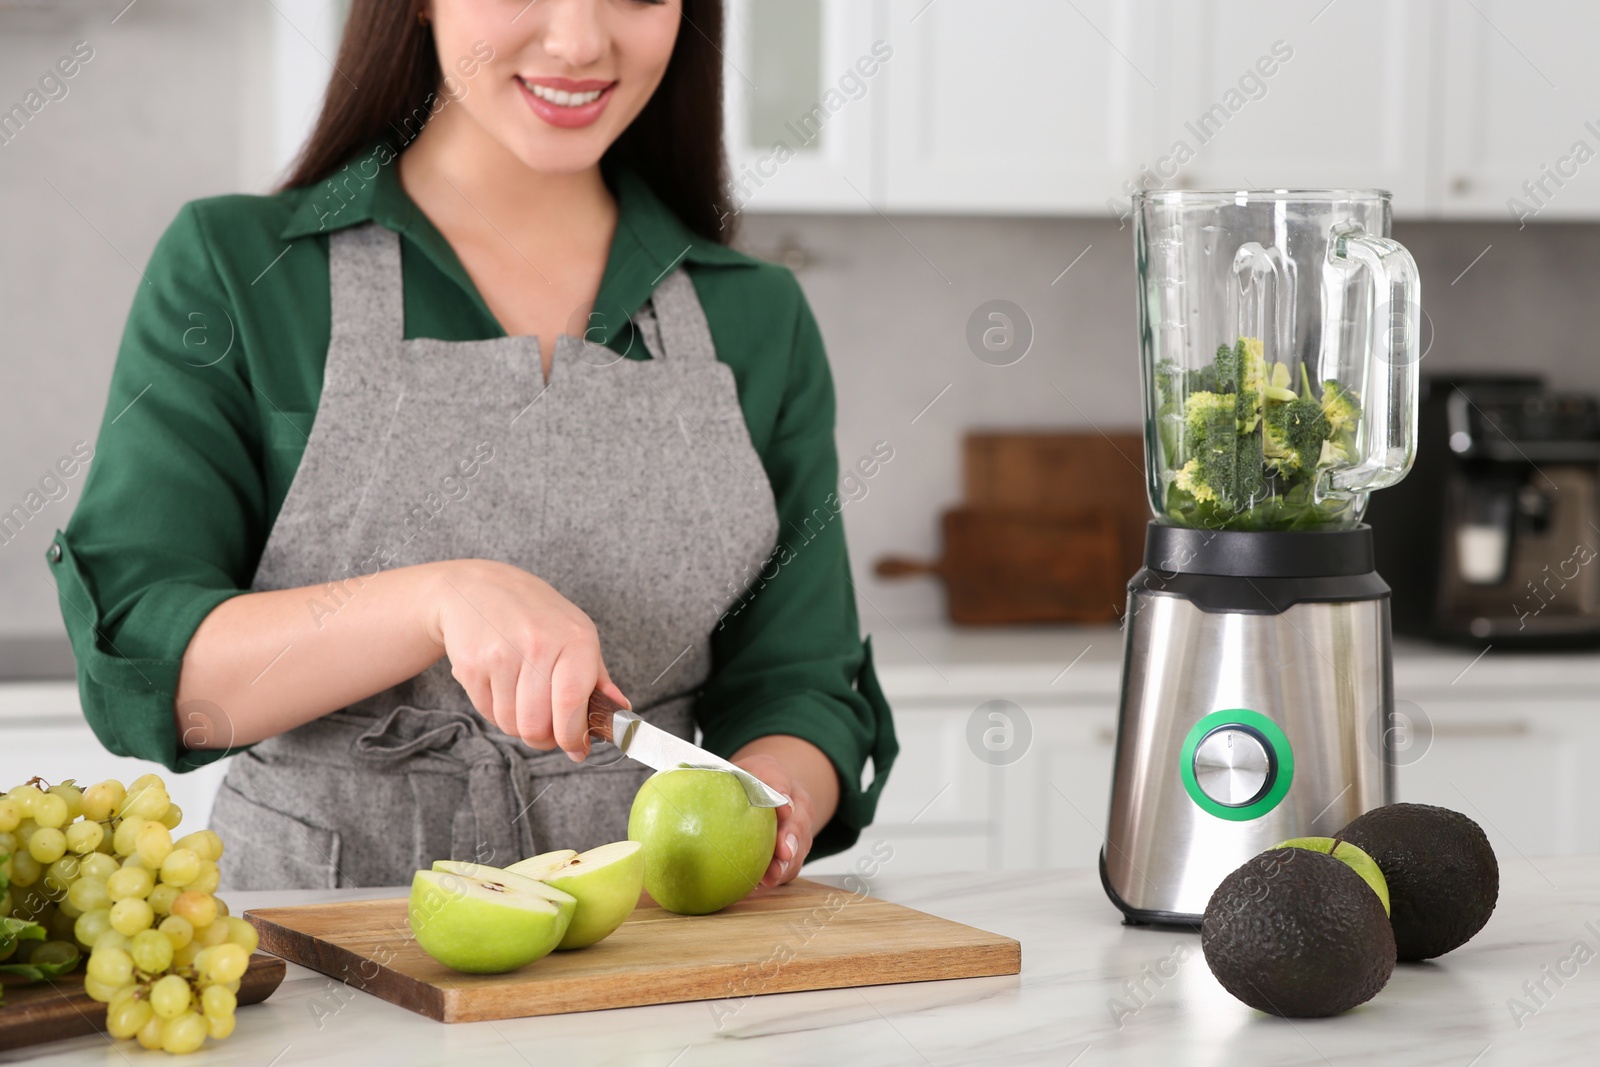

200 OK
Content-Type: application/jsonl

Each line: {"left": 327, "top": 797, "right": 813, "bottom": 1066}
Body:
{"left": 1430, "top": 721, "right": 1529, "bottom": 738}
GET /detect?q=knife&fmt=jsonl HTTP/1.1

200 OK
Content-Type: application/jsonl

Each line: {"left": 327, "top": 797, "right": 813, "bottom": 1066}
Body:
{"left": 586, "top": 692, "right": 790, "bottom": 809}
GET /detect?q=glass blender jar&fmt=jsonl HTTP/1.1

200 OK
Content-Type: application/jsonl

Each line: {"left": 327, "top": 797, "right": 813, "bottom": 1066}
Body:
{"left": 1101, "top": 190, "right": 1422, "bottom": 925}
{"left": 1138, "top": 190, "right": 1420, "bottom": 530}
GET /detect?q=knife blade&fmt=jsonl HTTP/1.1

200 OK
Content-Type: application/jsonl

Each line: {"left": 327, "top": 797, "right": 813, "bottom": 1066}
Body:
{"left": 586, "top": 692, "right": 790, "bottom": 808}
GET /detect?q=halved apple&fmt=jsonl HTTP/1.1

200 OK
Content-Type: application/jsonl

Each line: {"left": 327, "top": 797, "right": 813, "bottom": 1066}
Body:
{"left": 501, "top": 849, "right": 577, "bottom": 881}
{"left": 408, "top": 864, "right": 576, "bottom": 974}
{"left": 508, "top": 841, "right": 645, "bottom": 950}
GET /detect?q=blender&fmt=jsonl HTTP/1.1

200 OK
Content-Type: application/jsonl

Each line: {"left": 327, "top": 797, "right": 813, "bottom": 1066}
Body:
{"left": 1100, "top": 189, "right": 1421, "bottom": 925}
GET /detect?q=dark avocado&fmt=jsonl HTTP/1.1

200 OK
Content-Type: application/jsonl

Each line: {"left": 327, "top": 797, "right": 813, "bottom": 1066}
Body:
{"left": 1202, "top": 847, "right": 1396, "bottom": 1017}
{"left": 1338, "top": 802, "right": 1499, "bottom": 962}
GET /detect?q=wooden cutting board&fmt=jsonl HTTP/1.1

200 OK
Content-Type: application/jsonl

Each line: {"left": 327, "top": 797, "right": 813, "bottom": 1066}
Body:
{"left": 0, "top": 951, "right": 284, "bottom": 1052}
{"left": 964, "top": 431, "right": 1150, "bottom": 586}
{"left": 876, "top": 508, "right": 1124, "bottom": 624}
{"left": 244, "top": 877, "right": 1019, "bottom": 1023}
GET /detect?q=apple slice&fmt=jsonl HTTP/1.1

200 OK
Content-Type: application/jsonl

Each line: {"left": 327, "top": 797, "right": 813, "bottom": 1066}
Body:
{"left": 429, "top": 860, "right": 578, "bottom": 926}
{"left": 508, "top": 841, "right": 645, "bottom": 950}
{"left": 1272, "top": 837, "right": 1391, "bottom": 915}
{"left": 503, "top": 848, "right": 579, "bottom": 882}
{"left": 408, "top": 864, "right": 577, "bottom": 974}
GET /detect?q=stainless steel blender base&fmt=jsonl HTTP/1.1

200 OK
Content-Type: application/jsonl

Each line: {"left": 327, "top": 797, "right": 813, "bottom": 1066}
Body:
{"left": 1102, "top": 589, "right": 1393, "bottom": 924}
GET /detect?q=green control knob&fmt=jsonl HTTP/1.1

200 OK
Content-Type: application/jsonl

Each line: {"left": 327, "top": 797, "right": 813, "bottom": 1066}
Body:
{"left": 1179, "top": 709, "right": 1295, "bottom": 822}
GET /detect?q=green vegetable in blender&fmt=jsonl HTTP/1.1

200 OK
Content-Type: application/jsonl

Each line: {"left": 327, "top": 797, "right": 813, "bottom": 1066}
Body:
{"left": 1157, "top": 339, "right": 1363, "bottom": 530}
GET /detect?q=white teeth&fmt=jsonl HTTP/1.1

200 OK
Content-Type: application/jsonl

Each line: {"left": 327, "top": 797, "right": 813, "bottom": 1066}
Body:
{"left": 523, "top": 80, "right": 604, "bottom": 107}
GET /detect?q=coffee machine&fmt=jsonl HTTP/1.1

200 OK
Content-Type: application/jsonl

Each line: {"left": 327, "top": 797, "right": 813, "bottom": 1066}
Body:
{"left": 1368, "top": 375, "right": 1600, "bottom": 647}
{"left": 1101, "top": 189, "right": 1421, "bottom": 925}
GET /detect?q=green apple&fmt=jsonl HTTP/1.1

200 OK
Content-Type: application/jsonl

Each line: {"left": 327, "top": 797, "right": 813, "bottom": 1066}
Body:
{"left": 507, "top": 840, "right": 645, "bottom": 950}
{"left": 408, "top": 863, "right": 576, "bottom": 974}
{"left": 628, "top": 768, "right": 777, "bottom": 916}
{"left": 1272, "top": 836, "right": 1391, "bottom": 915}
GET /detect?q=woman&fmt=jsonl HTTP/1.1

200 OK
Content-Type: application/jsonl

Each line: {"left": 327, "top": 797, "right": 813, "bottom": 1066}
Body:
{"left": 51, "top": 0, "right": 896, "bottom": 891}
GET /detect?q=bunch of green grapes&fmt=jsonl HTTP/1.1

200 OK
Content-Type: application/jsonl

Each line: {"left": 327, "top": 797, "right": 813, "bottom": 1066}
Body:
{"left": 0, "top": 774, "right": 253, "bottom": 1055}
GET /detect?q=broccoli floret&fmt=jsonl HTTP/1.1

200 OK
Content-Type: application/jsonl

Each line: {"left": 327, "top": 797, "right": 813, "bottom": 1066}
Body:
{"left": 1213, "top": 342, "right": 1242, "bottom": 393}
{"left": 1154, "top": 359, "right": 1220, "bottom": 403}
{"left": 1179, "top": 389, "right": 1264, "bottom": 509}
{"left": 1263, "top": 395, "right": 1330, "bottom": 473}
{"left": 1184, "top": 390, "right": 1235, "bottom": 434}
{"left": 1212, "top": 338, "right": 1266, "bottom": 393}
{"left": 1172, "top": 457, "right": 1215, "bottom": 503}
{"left": 1321, "top": 380, "right": 1362, "bottom": 435}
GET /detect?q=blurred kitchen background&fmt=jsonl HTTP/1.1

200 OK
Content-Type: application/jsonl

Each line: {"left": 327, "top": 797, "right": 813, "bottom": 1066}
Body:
{"left": 4, "top": 0, "right": 1600, "bottom": 875}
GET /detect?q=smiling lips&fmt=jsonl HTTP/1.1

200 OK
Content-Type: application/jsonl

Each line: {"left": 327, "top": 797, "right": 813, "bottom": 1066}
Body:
{"left": 516, "top": 76, "right": 616, "bottom": 129}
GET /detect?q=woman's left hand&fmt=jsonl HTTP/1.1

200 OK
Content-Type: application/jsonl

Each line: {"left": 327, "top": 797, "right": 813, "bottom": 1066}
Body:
{"left": 730, "top": 752, "right": 813, "bottom": 888}
{"left": 731, "top": 735, "right": 840, "bottom": 888}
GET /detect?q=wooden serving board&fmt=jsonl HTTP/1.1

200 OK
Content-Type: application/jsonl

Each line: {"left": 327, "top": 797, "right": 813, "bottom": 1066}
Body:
{"left": 964, "top": 431, "right": 1150, "bottom": 588}
{"left": 0, "top": 952, "right": 285, "bottom": 1052}
{"left": 244, "top": 878, "right": 1020, "bottom": 1023}
{"left": 876, "top": 507, "right": 1124, "bottom": 624}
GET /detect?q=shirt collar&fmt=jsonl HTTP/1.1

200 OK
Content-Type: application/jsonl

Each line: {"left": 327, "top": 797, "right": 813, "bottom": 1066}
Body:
{"left": 278, "top": 144, "right": 752, "bottom": 346}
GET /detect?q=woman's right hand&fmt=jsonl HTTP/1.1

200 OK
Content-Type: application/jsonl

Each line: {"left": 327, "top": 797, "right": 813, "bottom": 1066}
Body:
{"left": 422, "top": 558, "right": 628, "bottom": 760}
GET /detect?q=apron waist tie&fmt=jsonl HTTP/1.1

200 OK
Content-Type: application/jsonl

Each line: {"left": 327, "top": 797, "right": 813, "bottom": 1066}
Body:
{"left": 350, "top": 704, "right": 540, "bottom": 868}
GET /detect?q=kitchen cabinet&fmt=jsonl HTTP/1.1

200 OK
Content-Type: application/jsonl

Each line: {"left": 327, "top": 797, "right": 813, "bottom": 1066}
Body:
{"left": 1433, "top": 0, "right": 1600, "bottom": 220}
{"left": 1392, "top": 696, "right": 1600, "bottom": 857}
{"left": 877, "top": 0, "right": 1165, "bottom": 215}
{"left": 721, "top": 0, "right": 882, "bottom": 214}
{"left": 804, "top": 695, "right": 1000, "bottom": 877}
{"left": 805, "top": 693, "right": 1121, "bottom": 878}
{"left": 1158, "top": 0, "right": 1435, "bottom": 205}
{"left": 724, "top": 0, "right": 1600, "bottom": 221}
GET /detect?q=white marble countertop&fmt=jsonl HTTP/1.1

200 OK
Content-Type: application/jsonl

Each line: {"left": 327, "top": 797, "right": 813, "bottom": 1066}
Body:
{"left": 7, "top": 858, "right": 1596, "bottom": 1066}
{"left": 867, "top": 623, "right": 1600, "bottom": 701}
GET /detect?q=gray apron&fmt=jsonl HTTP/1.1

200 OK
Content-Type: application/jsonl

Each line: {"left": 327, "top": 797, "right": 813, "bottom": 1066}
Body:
{"left": 211, "top": 223, "right": 780, "bottom": 889}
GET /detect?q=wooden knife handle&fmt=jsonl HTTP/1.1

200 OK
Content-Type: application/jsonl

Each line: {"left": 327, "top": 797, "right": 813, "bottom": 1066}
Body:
{"left": 587, "top": 691, "right": 627, "bottom": 743}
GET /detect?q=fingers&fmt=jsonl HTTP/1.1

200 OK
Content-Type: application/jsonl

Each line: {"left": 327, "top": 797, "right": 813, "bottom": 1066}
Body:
{"left": 514, "top": 655, "right": 556, "bottom": 750}
{"left": 595, "top": 659, "right": 630, "bottom": 711}
{"left": 450, "top": 659, "right": 495, "bottom": 730}
{"left": 736, "top": 756, "right": 810, "bottom": 888}
{"left": 762, "top": 822, "right": 808, "bottom": 887}
{"left": 550, "top": 639, "right": 601, "bottom": 761}
{"left": 487, "top": 655, "right": 519, "bottom": 738}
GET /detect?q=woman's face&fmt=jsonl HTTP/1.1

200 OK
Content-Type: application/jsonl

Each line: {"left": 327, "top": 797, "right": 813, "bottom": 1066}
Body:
{"left": 426, "top": 0, "right": 682, "bottom": 173}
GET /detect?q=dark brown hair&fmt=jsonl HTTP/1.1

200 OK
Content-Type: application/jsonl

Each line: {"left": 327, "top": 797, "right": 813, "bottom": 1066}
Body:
{"left": 280, "top": 0, "right": 732, "bottom": 243}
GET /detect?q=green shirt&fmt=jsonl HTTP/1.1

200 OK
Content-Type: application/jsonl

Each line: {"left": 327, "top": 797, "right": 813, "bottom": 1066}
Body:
{"left": 48, "top": 152, "right": 896, "bottom": 858}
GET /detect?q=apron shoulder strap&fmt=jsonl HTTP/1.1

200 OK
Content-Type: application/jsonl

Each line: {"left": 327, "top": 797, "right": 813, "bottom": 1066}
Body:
{"left": 639, "top": 268, "right": 715, "bottom": 363}
{"left": 329, "top": 223, "right": 404, "bottom": 343}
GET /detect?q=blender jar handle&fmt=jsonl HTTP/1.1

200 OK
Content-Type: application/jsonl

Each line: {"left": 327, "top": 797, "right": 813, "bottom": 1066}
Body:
{"left": 1324, "top": 226, "right": 1421, "bottom": 496}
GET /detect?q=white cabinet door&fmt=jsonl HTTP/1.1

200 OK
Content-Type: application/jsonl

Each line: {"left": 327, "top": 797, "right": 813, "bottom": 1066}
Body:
{"left": 1161, "top": 0, "right": 1435, "bottom": 209}
{"left": 998, "top": 702, "right": 1118, "bottom": 871}
{"left": 723, "top": 0, "right": 883, "bottom": 214}
{"left": 880, "top": 0, "right": 1167, "bottom": 214}
{"left": 1394, "top": 698, "right": 1597, "bottom": 857}
{"left": 803, "top": 694, "right": 1120, "bottom": 877}
{"left": 1434, "top": 0, "right": 1600, "bottom": 220}
{"left": 803, "top": 701, "right": 995, "bottom": 877}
